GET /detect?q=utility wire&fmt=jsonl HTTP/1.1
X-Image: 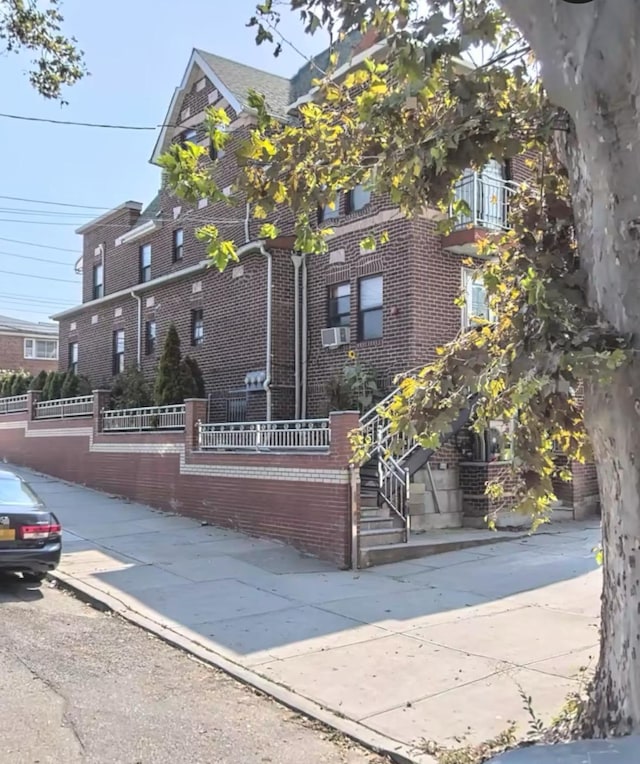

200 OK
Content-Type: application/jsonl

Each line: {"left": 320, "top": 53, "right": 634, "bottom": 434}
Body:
{"left": 0, "top": 291, "right": 74, "bottom": 306}
{"left": 0, "top": 194, "right": 112, "bottom": 211}
{"left": 0, "top": 236, "right": 79, "bottom": 253}
{"left": 0, "top": 249, "right": 72, "bottom": 266}
{"left": 0, "top": 268, "right": 78, "bottom": 283}
{"left": 0, "top": 112, "right": 161, "bottom": 131}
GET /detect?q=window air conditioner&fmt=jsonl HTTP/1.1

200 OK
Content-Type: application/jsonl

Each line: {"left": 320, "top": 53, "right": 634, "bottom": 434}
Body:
{"left": 321, "top": 327, "right": 350, "bottom": 348}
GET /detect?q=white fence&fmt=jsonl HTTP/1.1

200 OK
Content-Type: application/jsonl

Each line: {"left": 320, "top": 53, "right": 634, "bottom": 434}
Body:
{"left": 0, "top": 395, "right": 28, "bottom": 415}
{"left": 452, "top": 172, "right": 517, "bottom": 231}
{"left": 199, "top": 419, "right": 331, "bottom": 451}
{"left": 102, "top": 404, "right": 185, "bottom": 432}
{"left": 35, "top": 395, "right": 94, "bottom": 419}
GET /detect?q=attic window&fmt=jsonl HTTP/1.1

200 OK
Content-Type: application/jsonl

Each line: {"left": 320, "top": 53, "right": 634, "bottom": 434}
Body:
{"left": 180, "top": 128, "right": 197, "bottom": 146}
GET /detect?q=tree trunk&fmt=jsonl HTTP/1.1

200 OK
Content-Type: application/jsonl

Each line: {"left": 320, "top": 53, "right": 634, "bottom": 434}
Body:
{"left": 499, "top": 0, "right": 640, "bottom": 735}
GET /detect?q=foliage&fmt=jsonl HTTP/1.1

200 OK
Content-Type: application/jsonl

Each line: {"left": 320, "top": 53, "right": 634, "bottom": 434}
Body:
{"left": 40, "top": 371, "right": 55, "bottom": 401}
{"left": 30, "top": 369, "right": 48, "bottom": 392}
{"left": 59, "top": 370, "right": 79, "bottom": 399}
{"left": 432, "top": 725, "right": 518, "bottom": 764}
{"left": 1, "top": 0, "right": 86, "bottom": 99}
{"left": 327, "top": 351, "right": 380, "bottom": 413}
{"left": 180, "top": 355, "right": 206, "bottom": 399}
{"left": 154, "top": 324, "right": 184, "bottom": 406}
{"left": 110, "top": 366, "right": 151, "bottom": 410}
{"left": 10, "top": 371, "right": 31, "bottom": 396}
{"left": 0, "top": 370, "right": 31, "bottom": 397}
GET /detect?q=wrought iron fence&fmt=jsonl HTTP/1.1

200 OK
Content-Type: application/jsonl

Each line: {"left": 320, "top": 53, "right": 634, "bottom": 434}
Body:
{"left": 102, "top": 404, "right": 185, "bottom": 432}
{"left": 0, "top": 395, "right": 28, "bottom": 415}
{"left": 35, "top": 395, "right": 94, "bottom": 419}
{"left": 199, "top": 418, "right": 330, "bottom": 451}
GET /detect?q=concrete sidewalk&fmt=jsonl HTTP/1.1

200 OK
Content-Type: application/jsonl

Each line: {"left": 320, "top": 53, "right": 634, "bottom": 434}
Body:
{"left": 16, "top": 467, "right": 601, "bottom": 762}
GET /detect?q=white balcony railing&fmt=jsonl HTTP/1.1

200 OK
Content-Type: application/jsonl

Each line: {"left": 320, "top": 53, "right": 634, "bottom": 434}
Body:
{"left": 35, "top": 395, "right": 94, "bottom": 419}
{"left": 102, "top": 404, "right": 185, "bottom": 432}
{"left": 452, "top": 172, "right": 517, "bottom": 231}
{"left": 0, "top": 394, "right": 29, "bottom": 415}
{"left": 199, "top": 419, "right": 331, "bottom": 451}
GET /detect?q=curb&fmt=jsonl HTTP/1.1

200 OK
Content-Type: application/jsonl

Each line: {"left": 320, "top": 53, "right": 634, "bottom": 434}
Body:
{"left": 50, "top": 569, "right": 436, "bottom": 764}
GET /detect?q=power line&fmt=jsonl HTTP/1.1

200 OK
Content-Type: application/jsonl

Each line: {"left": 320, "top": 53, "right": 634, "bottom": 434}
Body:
{"left": 0, "top": 112, "right": 160, "bottom": 131}
{"left": 0, "top": 291, "right": 74, "bottom": 306}
{"left": 0, "top": 195, "right": 112, "bottom": 211}
{"left": 0, "top": 236, "right": 78, "bottom": 253}
{"left": 0, "top": 268, "right": 78, "bottom": 283}
{"left": 0, "top": 249, "right": 72, "bottom": 266}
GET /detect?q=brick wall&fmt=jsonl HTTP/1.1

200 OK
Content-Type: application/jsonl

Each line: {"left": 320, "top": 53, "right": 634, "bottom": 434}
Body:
{"left": 0, "top": 398, "right": 358, "bottom": 568}
{"left": 0, "top": 333, "right": 58, "bottom": 375}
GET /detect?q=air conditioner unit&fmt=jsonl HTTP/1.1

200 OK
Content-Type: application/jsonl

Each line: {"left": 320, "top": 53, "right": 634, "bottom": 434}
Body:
{"left": 321, "top": 327, "right": 350, "bottom": 348}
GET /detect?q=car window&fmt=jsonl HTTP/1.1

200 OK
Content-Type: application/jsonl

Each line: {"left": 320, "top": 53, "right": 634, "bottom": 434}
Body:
{"left": 0, "top": 477, "right": 39, "bottom": 506}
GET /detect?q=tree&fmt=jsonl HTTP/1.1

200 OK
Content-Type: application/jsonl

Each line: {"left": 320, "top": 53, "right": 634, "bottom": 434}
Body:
{"left": 10, "top": 371, "right": 31, "bottom": 396}
{"left": 154, "top": 324, "right": 184, "bottom": 406}
{"left": 30, "top": 369, "right": 48, "bottom": 392}
{"left": 180, "top": 355, "right": 206, "bottom": 399}
{"left": 160, "top": 0, "right": 640, "bottom": 733}
{"left": 1, "top": 0, "right": 86, "bottom": 99}
{"left": 110, "top": 366, "right": 151, "bottom": 410}
{"left": 59, "top": 370, "right": 79, "bottom": 399}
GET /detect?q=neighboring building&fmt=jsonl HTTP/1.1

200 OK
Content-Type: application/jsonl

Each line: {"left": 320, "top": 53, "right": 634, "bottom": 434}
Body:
{"left": 53, "top": 38, "right": 520, "bottom": 423}
{"left": 0, "top": 315, "right": 59, "bottom": 375}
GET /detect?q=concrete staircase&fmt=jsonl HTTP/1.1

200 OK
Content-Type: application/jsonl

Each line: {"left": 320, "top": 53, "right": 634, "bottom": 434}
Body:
{"left": 359, "top": 458, "right": 407, "bottom": 549}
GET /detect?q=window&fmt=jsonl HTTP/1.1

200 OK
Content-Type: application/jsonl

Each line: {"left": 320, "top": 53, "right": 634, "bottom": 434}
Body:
{"left": 358, "top": 275, "right": 383, "bottom": 341}
{"left": 112, "top": 329, "right": 125, "bottom": 375}
{"left": 139, "top": 244, "right": 151, "bottom": 283}
{"left": 180, "top": 128, "right": 197, "bottom": 146}
{"left": 318, "top": 196, "right": 340, "bottom": 223}
{"left": 68, "top": 342, "right": 78, "bottom": 374}
{"left": 172, "top": 228, "right": 184, "bottom": 262}
{"left": 24, "top": 338, "right": 58, "bottom": 360}
{"left": 191, "top": 308, "right": 204, "bottom": 346}
{"left": 345, "top": 184, "right": 372, "bottom": 214}
{"left": 462, "top": 268, "right": 492, "bottom": 328}
{"left": 145, "top": 320, "right": 156, "bottom": 355}
{"left": 93, "top": 263, "right": 104, "bottom": 299}
{"left": 328, "top": 282, "right": 351, "bottom": 328}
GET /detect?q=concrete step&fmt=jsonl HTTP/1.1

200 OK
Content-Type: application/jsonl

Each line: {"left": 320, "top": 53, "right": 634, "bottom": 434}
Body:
{"left": 360, "top": 495, "right": 380, "bottom": 510}
{"left": 359, "top": 516, "right": 404, "bottom": 532}
{"left": 410, "top": 511, "right": 463, "bottom": 532}
{"left": 359, "top": 527, "right": 406, "bottom": 548}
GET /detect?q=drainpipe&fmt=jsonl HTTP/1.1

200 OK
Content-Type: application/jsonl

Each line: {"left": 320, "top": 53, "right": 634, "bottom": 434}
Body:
{"left": 301, "top": 254, "right": 309, "bottom": 419}
{"left": 244, "top": 202, "right": 251, "bottom": 244}
{"left": 131, "top": 291, "right": 142, "bottom": 369}
{"left": 237, "top": 240, "right": 273, "bottom": 421}
{"left": 291, "top": 255, "right": 303, "bottom": 419}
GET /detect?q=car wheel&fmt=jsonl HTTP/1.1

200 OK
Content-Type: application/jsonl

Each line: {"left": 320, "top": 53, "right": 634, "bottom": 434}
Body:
{"left": 22, "top": 572, "right": 46, "bottom": 584}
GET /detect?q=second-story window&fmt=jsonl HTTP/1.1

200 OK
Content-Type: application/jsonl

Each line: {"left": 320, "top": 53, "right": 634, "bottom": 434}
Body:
{"left": 93, "top": 263, "right": 104, "bottom": 299}
{"left": 191, "top": 308, "right": 204, "bottom": 346}
{"left": 145, "top": 320, "right": 156, "bottom": 355}
{"left": 24, "top": 338, "right": 58, "bottom": 360}
{"left": 139, "top": 244, "right": 151, "bottom": 283}
{"left": 462, "top": 268, "right": 492, "bottom": 328}
{"left": 112, "top": 329, "right": 125, "bottom": 375}
{"left": 172, "top": 229, "right": 184, "bottom": 262}
{"left": 328, "top": 282, "right": 351, "bottom": 328}
{"left": 180, "top": 128, "right": 197, "bottom": 146}
{"left": 358, "top": 275, "right": 383, "bottom": 341}
{"left": 318, "top": 195, "right": 340, "bottom": 224}
{"left": 345, "top": 184, "right": 372, "bottom": 214}
{"left": 68, "top": 342, "right": 78, "bottom": 374}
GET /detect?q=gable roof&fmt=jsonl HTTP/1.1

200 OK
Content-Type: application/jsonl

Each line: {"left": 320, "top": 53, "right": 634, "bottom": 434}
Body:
{"left": 0, "top": 315, "right": 58, "bottom": 336}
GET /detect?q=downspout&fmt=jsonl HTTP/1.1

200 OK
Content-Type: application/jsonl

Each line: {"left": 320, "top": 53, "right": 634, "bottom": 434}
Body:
{"left": 291, "top": 255, "right": 303, "bottom": 419}
{"left": 244, "top": 202, "right": 251, "bottom": 244}
{"left": 301, "top": 254, "right": 309, "bottom": 419}
{"left": 131, "top": 291, "right": 142, "bottom": 369}
{"left": 260, "top": 245, "right": 273, "bottom": 421}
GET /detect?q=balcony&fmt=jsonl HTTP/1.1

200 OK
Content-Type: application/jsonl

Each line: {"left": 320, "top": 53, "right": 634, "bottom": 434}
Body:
{"left": 442, "top": 171, "right": 517, "bottom": 255}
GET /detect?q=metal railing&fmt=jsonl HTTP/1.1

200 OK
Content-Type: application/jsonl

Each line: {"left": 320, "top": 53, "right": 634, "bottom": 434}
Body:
{"left": 452, "top": 172, "right": 517, "bottom": 231}
{"left": 102, "top": 404, "right": 185, "bottom": 432}
{"left": 0, "top": 394, "right": 28, "bottom": 415}
{"left": 380, "top": 454, "right": 410, "bottom": 540}
{"left": 35, "top": 395, "right": 93, "bottom": 419}
{"left": 199, "top": 418, "right": 331, "bottom": 451}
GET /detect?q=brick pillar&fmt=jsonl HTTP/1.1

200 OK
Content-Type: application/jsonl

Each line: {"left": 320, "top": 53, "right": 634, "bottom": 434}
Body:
{"left": 92, "top": 389, "right": 111, "bottom": 434}
{"left": 185, "top": 398, "right": 208, "bottom": 452}
{"left": 26, "top": 389, "right": 41, "bottom": 421}
{"left": 328, "top": 411, "right": 361, "bottom": 463}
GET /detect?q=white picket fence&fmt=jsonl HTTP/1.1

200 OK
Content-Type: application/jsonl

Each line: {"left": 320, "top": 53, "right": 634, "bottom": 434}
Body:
{"left": 102, "top": 404, "right": 185, "bottom": 432}
{"left": 198, "top": 418, "right": 330, "bottom": 451}
{"left": 35, "top": 395, "right": 94, "bottom": 419}
{"left": 0, "top": 395, "right": 28, "bottom": 415}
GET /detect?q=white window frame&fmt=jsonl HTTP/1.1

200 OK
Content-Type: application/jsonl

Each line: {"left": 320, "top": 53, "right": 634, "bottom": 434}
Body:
{"left": 24, "top": 338, "right": 59, "bottom": 361}
{"left": 461, "top": 268, "right": 494, "bottom": 329}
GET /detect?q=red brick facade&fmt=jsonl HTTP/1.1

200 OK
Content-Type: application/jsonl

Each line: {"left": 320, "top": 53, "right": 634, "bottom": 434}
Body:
{"left": 0, "top": 397, "right": 358, "bottom": 568}
{"left": 0, "top": 331, "right": 58, "bottom": 375}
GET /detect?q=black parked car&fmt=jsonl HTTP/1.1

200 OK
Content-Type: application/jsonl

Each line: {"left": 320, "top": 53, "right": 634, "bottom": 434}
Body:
{"left": 0, "top": 469, "right": 62, "bottom": 583}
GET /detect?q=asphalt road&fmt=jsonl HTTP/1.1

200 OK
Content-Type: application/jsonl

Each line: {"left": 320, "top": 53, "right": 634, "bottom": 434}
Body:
{"left": 0, "top": 575, "right": 385, "bottom": 764}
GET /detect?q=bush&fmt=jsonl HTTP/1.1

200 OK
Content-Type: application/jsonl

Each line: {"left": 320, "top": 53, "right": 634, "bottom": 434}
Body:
{"left": 60, "top": 371, "right": 79, "bottom": 399}
{"left": 154, "top": 323, "right": 184, "bottom": 406}
{"left": 77, "top": 374, "right": 92, "bottom": 396}
{"left": 41, "top": 371, "right": 55, "bottom": 401}
{"left": 10, "top": 372, "right": 32, "bottom": 396}
{"left": 30, "top": 370, "right": 48, "bottom": 392}
{"left": 111, "top": 366, "right": 151, "bottom": 410}
{"left": 1, "top": 373, "right": 16, "bottom": 397}
{"left": 180, "top": 355, "right": 206, "bottom": 399}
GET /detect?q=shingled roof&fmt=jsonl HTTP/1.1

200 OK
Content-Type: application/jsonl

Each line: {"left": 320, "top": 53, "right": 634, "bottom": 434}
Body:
{"left": 0, "top": 315, "right": 58, "bottom": 336}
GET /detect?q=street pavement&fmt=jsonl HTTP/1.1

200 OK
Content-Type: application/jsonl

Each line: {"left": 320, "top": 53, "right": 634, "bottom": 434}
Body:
{"left": 0, "top": 578, "right": 385, "bottom": 764}
{"left": 11, "top": 466, "right": 602, "bottom": 762}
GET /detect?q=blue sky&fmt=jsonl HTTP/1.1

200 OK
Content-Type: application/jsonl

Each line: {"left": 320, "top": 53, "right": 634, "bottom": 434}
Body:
{"left": 0, "top": 0, "right": 321, "bottom": 324}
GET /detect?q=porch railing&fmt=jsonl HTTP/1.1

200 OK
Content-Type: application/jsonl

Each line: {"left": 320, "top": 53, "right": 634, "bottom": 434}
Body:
{"left": 102, "top": 404, "right": 185, "bottom": 432}
{"left": 199, "top": 418, "right": 330, "bottom": 451}
{"left": 35, "top": 395, "right": 93, "bottom": 419}
{"left": 0, "top": 394, "right": 29, "bottom": 415}
{"left": 452, "top": 172, "right": 517, "bottom": 231}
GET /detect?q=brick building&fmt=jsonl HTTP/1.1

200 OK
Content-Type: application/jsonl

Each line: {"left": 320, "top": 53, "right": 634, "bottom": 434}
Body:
{"left": 53, "top": 40, "right": 515, "bottom": 423}
{"left": 0, "top": 315, "right": 58, "bottom": 375}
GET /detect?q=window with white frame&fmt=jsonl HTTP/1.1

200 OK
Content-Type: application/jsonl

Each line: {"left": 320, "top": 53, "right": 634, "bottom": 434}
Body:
{"left": 24, "top": 338, "right": 58, "bottom": 360}
{"left": 461, "top": 268, "right": 493, "bottom": 329}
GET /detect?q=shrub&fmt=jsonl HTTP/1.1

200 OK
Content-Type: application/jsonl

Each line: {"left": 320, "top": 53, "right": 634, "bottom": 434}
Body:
{"left": 30, "top": 370, "right": 48, "bottom": 392}
{"left": 180, "top": 355, "right": 206, "bottom": 399}
{"left": 10, "top": 372, "right": 32, "bottom": 396}
{"left": 154, "top": 324, "right": 184, "bottom": 406}
{"left": 60, "top": 371, "right": 80, "bottom": 399}
{"left": 110, "top": 366, "right": 152, "bottom": 410}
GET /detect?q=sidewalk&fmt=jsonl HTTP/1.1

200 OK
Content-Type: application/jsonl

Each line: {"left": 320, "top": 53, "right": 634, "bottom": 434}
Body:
{"left": 16, "top": 467, "right": 601, "bottom": 763}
